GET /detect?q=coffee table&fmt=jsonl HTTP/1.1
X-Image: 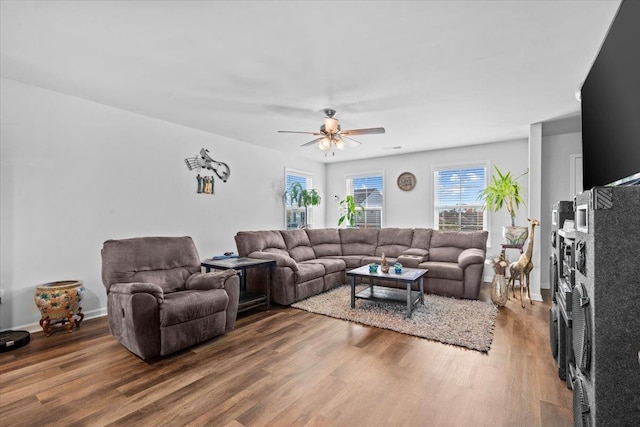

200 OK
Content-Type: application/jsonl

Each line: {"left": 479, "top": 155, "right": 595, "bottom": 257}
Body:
{"left": 201, "top": 257, "right": 275, "bottom": 313}
{"left": 346, "top": 265, "right": 428, "bottom": 318}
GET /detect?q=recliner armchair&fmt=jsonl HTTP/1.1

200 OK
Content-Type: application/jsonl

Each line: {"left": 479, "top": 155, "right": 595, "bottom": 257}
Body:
{"left": 101, "top": 236, "right": 239, "bottom": 360}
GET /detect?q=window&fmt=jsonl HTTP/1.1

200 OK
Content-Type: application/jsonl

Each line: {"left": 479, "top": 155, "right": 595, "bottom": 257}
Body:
{"left": 285, "top": 169, "right": 312, "bottom": 229}
{"left": 434, "top": 165, "right": 487, "bottom": 231}
{"left": 346, "top": 173, "right": 384, "bottom": 228}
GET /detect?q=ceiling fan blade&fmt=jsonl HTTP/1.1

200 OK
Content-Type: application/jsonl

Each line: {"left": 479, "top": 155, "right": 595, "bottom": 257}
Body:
{"left": 300, "top": 137, "right": 324, "bottom": 147}
{"left": 341, "top": 136, "right": 363, "bottom": 147}
{"left": 340, "top": 127, "right": 386, "bottom": 136}
{"left": 278, "top": 130, "right": 323, "bottom": 135}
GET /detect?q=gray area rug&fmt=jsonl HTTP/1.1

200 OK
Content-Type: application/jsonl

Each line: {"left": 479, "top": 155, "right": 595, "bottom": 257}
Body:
{"left": 291, "top": 285, "right": 498, "bottom": 352}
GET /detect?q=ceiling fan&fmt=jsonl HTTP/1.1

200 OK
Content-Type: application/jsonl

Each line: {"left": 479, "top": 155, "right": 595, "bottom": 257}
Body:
{"left": 278, "top": 109, "right": 385, "bottom": 154}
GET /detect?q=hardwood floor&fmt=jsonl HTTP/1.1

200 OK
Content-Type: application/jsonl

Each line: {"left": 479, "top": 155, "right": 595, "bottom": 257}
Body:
{"left": 0, "top": 285, "right": 572, "bottom": 426}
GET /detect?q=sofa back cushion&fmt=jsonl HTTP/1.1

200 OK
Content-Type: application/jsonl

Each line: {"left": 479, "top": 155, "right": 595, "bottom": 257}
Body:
{"left": 234, "top": 230, "right": 288, "bottom": 257}
{"left": 428, "top": 230, "right": 488, "bottom": 262}
{"left": 375, "top": 228, "right": 413, "bottom": 257}
{"left": 306, "top": 228, "right": 342, "bottom": 257}
{"left": 280, "top": 229, "right": 316, "bottom": 262}
{"left": 410, "top": 228, "right": 433, "bottom": 250}
{"left": 101, "top": 236, "right": 200, "bottom": 294}
{"left": 340, "top": 228, "right": 379, "bottom": 256}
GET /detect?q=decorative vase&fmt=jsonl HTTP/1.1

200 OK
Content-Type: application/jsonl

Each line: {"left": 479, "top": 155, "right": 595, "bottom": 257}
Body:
{"left": 369, "top": 264, "right": 378, "bottom": 273}
{"left": 502, "top": 226, "right": 528, "bottom": 245}
{"left": 34, "top": 280, "right": 85, "bottom": 336}
{"left": 394, "top": 262, "right": 403, "bottom": 274}
{"left": 490, "top": 274, "right": 508, "bottom": 307}
{"left": 380, "top": 252, "right": 390, "bottom": 272}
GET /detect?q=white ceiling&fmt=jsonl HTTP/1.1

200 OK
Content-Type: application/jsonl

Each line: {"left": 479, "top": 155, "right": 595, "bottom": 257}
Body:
{"left": 0, "top": 1, "right": 620, "bottom": 163}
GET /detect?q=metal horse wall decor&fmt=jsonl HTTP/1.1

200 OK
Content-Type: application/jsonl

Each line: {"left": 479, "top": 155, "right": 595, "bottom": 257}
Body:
{"left": 184, "top": 148, "right": 230, "bottom": 194}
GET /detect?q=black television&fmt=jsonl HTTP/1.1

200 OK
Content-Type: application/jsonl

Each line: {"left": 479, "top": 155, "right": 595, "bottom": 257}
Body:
{"left": 581, "top": 0, "right": 640, "bottom": 189}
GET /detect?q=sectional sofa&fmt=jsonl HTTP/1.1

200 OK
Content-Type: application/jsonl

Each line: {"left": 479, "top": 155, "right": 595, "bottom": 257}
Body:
{"left": 234, "top": 228, "right": 488, "bottom": 305}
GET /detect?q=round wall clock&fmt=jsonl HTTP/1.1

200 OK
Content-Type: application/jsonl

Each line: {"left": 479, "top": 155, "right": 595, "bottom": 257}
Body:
{"left": 397, "top": 172, "right": 416, "bottom": 191}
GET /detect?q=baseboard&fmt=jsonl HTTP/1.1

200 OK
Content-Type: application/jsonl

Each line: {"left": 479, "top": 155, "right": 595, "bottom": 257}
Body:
{"left": 6, "top": 308, "right": 108, "bottom": 334}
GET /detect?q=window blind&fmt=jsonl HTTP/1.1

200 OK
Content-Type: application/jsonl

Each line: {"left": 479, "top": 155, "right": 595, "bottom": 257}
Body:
{"left": 434, "top": 166, "right": 486, "bottom": 231}
{"left": 346, "top": 174, "right": 383, "bottom": 228}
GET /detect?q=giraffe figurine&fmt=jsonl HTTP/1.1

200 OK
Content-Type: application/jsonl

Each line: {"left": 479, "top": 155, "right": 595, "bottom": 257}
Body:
{"left": 508, "top": 218, "right": 540, "bottom": 308}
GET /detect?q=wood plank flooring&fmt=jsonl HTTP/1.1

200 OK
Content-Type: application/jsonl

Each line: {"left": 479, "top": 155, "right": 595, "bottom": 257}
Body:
{"left": 0, "top": 285, "right": 572, "bottom": 426}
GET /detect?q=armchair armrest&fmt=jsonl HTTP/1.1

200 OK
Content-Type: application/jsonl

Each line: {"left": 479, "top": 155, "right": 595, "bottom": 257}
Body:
{"left": 109, "top": 282, "right": 164, "bottom": 303}
{"left": 458, "top": 248, "right": 486, "bottom": 269}
{"left": 185, "top": 269, "right": 237, "bottom": 290}
{"left": 248, "top": 251, "right": 298, "bottom": 271}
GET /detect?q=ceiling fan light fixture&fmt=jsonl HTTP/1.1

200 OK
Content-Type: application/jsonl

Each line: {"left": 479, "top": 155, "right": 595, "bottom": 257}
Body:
{"left": 319, "top": 137, "right": 331, "bottom": 151}
{"left": 278, "top": 109, "right": 384, "bottom": 156}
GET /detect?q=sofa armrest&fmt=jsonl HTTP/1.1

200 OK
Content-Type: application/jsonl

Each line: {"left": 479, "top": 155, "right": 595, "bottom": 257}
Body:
{"left": 109, "top": 282, "right": 164, "bottom": 303}
{"left": 458, "top": 248, "right": 486, "bottom": 269}
{"left": 397, "top": 248, "right": 429, "bottom": 268}
{"left": 185, "top": 270, "right": 237, "bottom": 290}
{"left": 397, "top": 255, "right": 425, "bottom": 268}
{"left": 248, "top": 251, "right": 298, "bottom": 271}
{"left": 402, "top": 248, "right": 429, "bottom": 257}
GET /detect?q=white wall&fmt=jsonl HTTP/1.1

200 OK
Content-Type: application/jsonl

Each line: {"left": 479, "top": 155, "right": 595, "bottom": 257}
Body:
{"left": 325, "top": 138, "right": 529, "bottom": 259}
{"left": 1, "top": 77, "right": 575, "bottom": 330}
{"left": 540, "top": 131, "right": 583, "bottom": 288}
{"left": 0, "top": 78, "right": 325, "bottom": 330}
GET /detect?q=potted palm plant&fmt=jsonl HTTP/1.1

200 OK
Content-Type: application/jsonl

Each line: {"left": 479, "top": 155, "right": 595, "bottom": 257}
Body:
{"left": 338, "top": 195, "right": 363, "bottom": 227}
{"left": 480, "top": 166, "right": 529, "bottom": 244}
{"left": 287, "top": 182, "right": 321, "bottom": 229}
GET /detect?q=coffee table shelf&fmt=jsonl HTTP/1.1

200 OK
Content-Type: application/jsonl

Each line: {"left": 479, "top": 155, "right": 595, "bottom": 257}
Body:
{"left": 355, "top": 286, "right": 422, "bottom": 307}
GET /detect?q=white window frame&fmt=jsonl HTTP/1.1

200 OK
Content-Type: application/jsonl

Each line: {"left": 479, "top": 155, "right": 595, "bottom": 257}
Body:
{"left": 433, "top": 162, "right": 488, "bottom": 233}
{"left": 345, "top": 171, "right": 385, "bottom": 229}
{"left": 284, "top": 168, "right": 313, "bottom": 230}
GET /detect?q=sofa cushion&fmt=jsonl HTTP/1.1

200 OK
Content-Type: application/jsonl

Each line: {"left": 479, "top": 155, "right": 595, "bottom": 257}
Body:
{"left": 420, "top": 261, "right": 464, "bottom": 281}
{"left": 430, "top": 229, "right": 488, "bottom": 250}
{"left": 160, "top": 289, "right": 229, "bottom": 327}
{"left": 306, "top": 229, "right": 342, "bottom": 257}
{"left": 375, "top": 228, "right": 413, "bottom": 257}
{"left": 361, "top": 255, "right": 398, "bottom": 266}
{"left": 340, "top": 228, "right": 379, "bottom": 256}
{"left": 429, "top": 247, "right": 463, "bottom": 263}
{"left": 234, "top": 230, "right": 287, "bottom": 256}
{"left": 301, "top": 258, "right": 345, "bottom": 274}
{"left": 295, "top": 263, "right": 326, "bottom": 283}
{"left": 335, "top": 255, "right": 366, "bottom": 268}
{"left": 281, "top": 229, "right": 316, "bottom": 262}
{"left": 410, "top": 228, "right": 433, "bottom": 250}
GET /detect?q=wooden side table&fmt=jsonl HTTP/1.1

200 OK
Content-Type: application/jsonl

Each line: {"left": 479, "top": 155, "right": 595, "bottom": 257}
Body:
{"left": 201, "top": 257, "right": 275, "bottom": 313}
